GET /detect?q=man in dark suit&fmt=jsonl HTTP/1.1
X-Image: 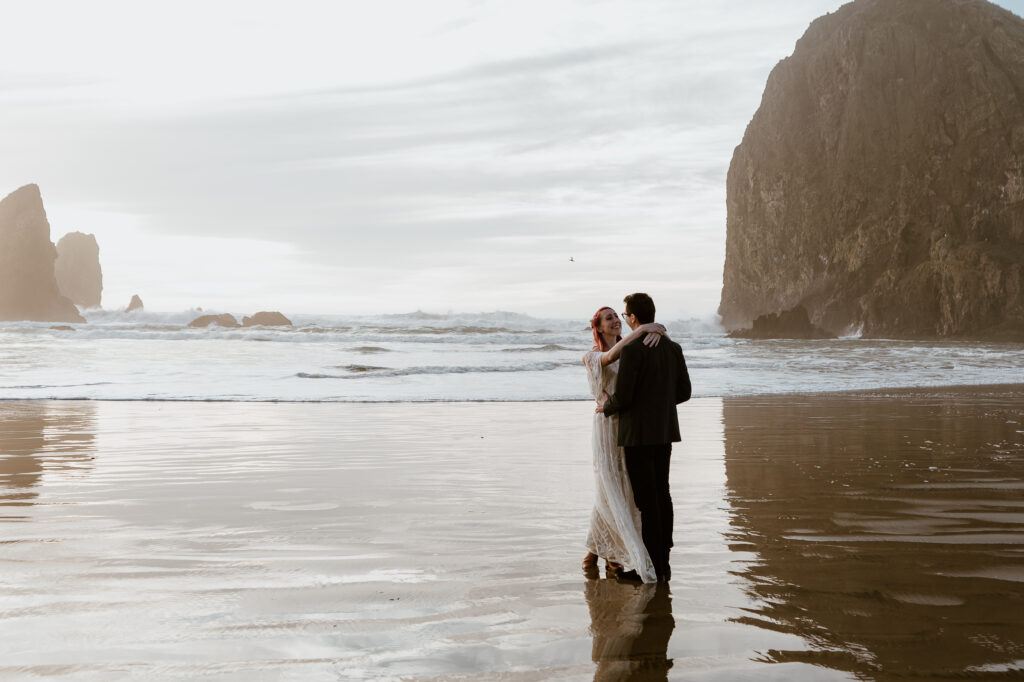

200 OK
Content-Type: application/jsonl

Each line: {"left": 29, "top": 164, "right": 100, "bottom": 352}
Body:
{"left": 597, "top": 293, "right": 691, "bottom": 581}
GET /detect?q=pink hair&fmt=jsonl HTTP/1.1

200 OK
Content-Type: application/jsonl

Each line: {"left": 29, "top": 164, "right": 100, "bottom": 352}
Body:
{"left": 590, "top": 306, "right": 621, "bottom": 352}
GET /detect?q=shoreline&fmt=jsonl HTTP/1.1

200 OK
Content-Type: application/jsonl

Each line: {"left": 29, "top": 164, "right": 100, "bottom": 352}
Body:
{"left": 3, "top": 381, "right": 1024, "bottom": 405}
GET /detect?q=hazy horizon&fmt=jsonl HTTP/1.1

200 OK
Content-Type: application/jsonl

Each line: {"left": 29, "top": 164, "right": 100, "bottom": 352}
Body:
{"left": 3, "top": 0, "right": 1021, "bottom": 320}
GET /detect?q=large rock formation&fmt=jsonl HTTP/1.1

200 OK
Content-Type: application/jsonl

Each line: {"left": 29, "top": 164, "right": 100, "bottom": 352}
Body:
{"left": 55, "top": 232, "right": 102, "bottom": 308}
{"left": 125, "top": 295, "right": 144, "bottom": 312}
{"left": 0, "top": 185, "right": 84, "bottom": 323}
{"left": 719, "top": 0, "right": 1024, "bottom": 339}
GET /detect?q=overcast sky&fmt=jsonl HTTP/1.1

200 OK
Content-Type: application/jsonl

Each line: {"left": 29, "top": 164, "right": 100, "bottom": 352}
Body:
{"left": 2, "top": 0, "right": 1021, "bottom": 319}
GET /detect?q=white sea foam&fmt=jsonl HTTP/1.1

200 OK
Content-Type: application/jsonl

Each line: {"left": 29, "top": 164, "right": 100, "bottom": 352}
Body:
{"left": 2, "top": 308, "right": 1023, "bottom": 402}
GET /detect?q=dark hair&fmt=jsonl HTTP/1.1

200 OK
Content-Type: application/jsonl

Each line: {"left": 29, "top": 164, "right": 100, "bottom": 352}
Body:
{"left": 624, "top": 292, "right": 655, "bottom": 324}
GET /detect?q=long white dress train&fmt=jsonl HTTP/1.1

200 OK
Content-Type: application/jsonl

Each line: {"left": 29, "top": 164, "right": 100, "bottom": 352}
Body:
{"left": 583, "top": 351, "right": 657, "bottom": 583}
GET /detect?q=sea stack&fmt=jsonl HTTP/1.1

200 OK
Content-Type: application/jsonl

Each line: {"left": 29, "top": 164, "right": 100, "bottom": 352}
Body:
{"left": 126, "top": 295, "right": 144, "bottom": 312}
{"left": 55, "top": 232, "right": 103, "bottom": 308}
{"left": 719, "top": 0, "right": 1024, "bottom": 339}
{"left": 0, "top": 184, "right": 84, "bottom": 323}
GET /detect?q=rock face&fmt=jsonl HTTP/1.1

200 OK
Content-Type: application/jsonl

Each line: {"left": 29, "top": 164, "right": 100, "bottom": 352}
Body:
{"left": 728, "top": 305, "right": 836, "bottom": 339}
{"left": 719, "top": 0, "right": 1024, "bottom": 339}
{"left": 242, "top": 311, "right": 292, "bottom": 327}
{"left": 0, "top": 185, "right": 84, "bottom": 323}
{"left": 188, "top": 313, "right": 240, "bottom": 328}
{"left": 126, "top": 295, "right": 144, "bottom": 312}
{"left": 55, "top": 232, "right": 102, "bottom": 308}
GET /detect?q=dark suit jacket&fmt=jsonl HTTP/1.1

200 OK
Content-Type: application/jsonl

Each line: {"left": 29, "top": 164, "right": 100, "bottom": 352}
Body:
{"left": 602, "top": 336, "right": 691, "bottom": 447}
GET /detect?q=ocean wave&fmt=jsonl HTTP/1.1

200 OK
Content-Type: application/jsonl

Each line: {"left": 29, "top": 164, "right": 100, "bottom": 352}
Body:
{"left": 297, "top": 326, "right": 352, "bottom": 334}
{"left": 2, "top": 395, "right": 589, "bottom": 404}
{"left": 0, "top": 382, "right": 112, "bottom": 389}
{"left": 350, "top": 346, "right": 391, "bottom": 354}
{"left": 375, "top": 309, "right": 569, "bottom": 326}
{"left": 335, "top": 364, "right": 388, "bottom": 373}
{"left": 289, "top": 310, "right": 582, "bottom": 332}
{"left": 81, "top": 307, "right": 211, "bottom": 326}
{"left": 351, "top": 325, "right": 554, "bottom": 336}
{"left": 665, "top": 316, "right": 726, "bottom": 335}
{"left": 4, "top": 326, "right": 585, "bottom": 347}
{"left": 500, "top": 344, "right": 574, "bottom": 353}
{"left": 22, "top": 308, "right": 721, "bottom": 334}
{"left": 379, "top": 310, "right": 449, "bottom": 321}
{"left": 297, "top": 361, "right": 576, "bottom": 380}
{"left": 0, "top": 313, "right": 587, "bottom": 347}
{"left": 0, "top": 308, "right": 613, "bottom": 349}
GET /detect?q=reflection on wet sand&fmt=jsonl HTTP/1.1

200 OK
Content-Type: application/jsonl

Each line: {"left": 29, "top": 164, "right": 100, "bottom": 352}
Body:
{"left": 585, "top": 570, "right": 674, "bottom": 680}
{"left": 723, "top": 388, "right": 1024, "bottom": 679}
{"left": 0, "top": 402, "right": 95, "bottom": 516}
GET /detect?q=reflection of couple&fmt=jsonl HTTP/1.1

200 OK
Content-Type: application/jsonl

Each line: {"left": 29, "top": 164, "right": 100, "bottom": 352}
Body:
{"left": 582, "top": 293, "right": 691, "bottom": 583}
{"left": 585, "top": 579, "right": 674, "bottom": 680}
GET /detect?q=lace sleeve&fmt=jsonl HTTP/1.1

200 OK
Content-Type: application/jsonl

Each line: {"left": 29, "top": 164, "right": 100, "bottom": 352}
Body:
{"left": 583, "top": 351, "right": 604, "bottom": 399}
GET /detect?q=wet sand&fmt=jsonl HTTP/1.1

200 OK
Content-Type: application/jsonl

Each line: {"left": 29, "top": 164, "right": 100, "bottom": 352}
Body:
{"left": 1, "top": 388, "right": 1022, "bottom": 680}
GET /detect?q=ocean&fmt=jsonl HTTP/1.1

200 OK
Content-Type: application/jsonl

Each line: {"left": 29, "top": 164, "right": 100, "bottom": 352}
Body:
{"left": 2, "top": 309, "right": 1023, "bottom": 402}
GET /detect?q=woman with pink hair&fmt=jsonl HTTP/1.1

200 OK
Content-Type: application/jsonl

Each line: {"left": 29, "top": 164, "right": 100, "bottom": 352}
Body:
{"left": 581, "top": 306, "right": 664, "bottom": 582}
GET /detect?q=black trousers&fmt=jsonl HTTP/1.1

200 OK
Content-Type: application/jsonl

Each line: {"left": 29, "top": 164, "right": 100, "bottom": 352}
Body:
{"left": 624, "top": 444, "right": 673, "bottom": 577}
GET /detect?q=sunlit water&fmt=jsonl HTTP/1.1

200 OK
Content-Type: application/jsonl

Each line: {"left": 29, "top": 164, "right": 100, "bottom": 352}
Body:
{"left": 2, "top": 391, "right": 1022, "bottom": 680}
{"left": 1, "top": 310, "right": 1023, "bottom": 401}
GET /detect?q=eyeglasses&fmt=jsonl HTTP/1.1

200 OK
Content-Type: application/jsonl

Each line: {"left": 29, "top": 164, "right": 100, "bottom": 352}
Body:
{"left": 621, "top": 311, "right": 634, "bottom": 318}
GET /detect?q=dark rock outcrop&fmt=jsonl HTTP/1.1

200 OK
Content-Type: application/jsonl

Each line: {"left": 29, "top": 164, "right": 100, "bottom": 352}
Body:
{"left": 719, "top": 0, "right": 1024, "bottom": 339}
{"left": 125, "top": 295, "right": 144, "bottom": 313}
{"left": 242, "top": 311, "right": 292, "bottom": 327}
{"left": 0, "top": 185, "right": 84, "bottom": 323}
{"left": 188, "top": 313, "right": 240, "bottom": 328}
{"left": 55, "top": 232, "right": 102, "bottom": 308}
{"left": 728, "top": 305, "right": 836, "bottom": 339}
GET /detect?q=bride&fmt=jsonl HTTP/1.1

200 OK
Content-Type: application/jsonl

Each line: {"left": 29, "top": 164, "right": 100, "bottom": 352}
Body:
{"left": 582, "top": 306, "right": 663, "bottom": 583}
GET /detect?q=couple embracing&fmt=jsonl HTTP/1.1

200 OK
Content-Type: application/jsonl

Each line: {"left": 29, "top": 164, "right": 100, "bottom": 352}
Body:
{"left": 582, "top": 293, "right": 691, "bottom": 583}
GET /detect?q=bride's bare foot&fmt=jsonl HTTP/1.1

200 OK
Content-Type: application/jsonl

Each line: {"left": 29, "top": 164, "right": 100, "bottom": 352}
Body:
{"left": 606, "top": 561, "right": 623, "bottom": 573}
{"left": 582, "top": 552, "right": 599, "bottom": 569}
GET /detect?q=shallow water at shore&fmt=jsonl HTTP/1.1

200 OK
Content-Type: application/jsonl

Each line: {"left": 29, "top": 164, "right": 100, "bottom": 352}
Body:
{"left": 1, "top": 388, "right": 1022, "bottom": 680}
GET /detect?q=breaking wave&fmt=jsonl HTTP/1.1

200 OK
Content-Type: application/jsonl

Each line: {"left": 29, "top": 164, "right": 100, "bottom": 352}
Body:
{"left": 500, "top": 344, "right": 574, "bottom": 353}
{"left": 297, "top": 361, "right": 575, "bottom": 380}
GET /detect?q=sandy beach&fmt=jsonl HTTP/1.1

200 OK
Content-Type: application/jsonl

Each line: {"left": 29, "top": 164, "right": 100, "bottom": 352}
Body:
{"left": 1, "top": 388, "right": 1023, "bottom": 680}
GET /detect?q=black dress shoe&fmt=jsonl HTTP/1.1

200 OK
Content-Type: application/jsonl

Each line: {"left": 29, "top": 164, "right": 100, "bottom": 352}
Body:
{"left": 616, "top": 569, "right": 642, "bottom": 582}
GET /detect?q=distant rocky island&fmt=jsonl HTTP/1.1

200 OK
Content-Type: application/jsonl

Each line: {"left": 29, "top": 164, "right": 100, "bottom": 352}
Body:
{"left": 0, "top": 185, "right": 84, "bottom": 323}
{"left": 188, "top": 313, "right": 243, "bottom": 329}
{"left": 188, "top": 311, "right": 293, "bottom": 328}
{"left": 719, "top": 0, "right": 1024, "bottom": 339}
{"left": 0, "top": 183, "right": 292, "bottom": 328}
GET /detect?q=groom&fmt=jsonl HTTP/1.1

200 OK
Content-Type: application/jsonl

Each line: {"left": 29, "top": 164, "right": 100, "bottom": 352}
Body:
{"left": 597, "top": 293, "right": 691, "bottom": 581}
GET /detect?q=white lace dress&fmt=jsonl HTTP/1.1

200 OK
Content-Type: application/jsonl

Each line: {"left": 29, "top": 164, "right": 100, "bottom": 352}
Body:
{"left": 583, "top": 351, "right": 657, "bottom": 583}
